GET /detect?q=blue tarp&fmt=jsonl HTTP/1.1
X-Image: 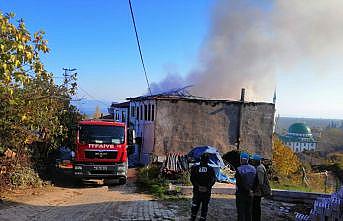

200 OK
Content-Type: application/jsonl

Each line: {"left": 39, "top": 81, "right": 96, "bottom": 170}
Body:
{"left": 187, "top": 146, "right": 236, "bottom": 183}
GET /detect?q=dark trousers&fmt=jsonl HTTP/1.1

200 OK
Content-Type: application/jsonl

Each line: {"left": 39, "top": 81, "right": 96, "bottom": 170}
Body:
{"left": 252, "top": 196, "right": 261, "bottom": 221}
{"left": 236, "top": 194, "right": 253, "bottom": 221}
{"left": 191, "top": 189, "right": 210, "bottom": 221}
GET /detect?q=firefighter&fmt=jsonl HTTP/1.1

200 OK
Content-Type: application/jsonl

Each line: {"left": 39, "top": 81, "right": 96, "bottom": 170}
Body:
{"left": 235, "top": 152, "right": 256, "bottom": 221}
{"left": 190, "top": 153, "right": 216, "bottom": 221}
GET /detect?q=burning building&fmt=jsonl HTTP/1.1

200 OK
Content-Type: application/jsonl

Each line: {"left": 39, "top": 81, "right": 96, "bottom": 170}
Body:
{"left": 108, "top": 88, "right": 275, "bottom": 165}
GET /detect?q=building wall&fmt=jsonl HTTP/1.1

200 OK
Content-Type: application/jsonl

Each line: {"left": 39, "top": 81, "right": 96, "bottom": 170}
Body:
{"left": 153, "top": 99, "right": 275, "bottom": 158}
{"left": 286, "top": 141, "right": 316, "bottom": 152}
{"left": 239, "top": 103, "right": 275, "bottom": 158}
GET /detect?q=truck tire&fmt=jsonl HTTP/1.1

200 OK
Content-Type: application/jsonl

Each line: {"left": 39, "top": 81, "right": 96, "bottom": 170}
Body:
{"left": 119, "top": 177, "right": 127, "bottom": 185}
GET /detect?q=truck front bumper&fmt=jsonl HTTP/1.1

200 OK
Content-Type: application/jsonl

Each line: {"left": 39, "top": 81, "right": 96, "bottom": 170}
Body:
{"left": 73, "top": 162, "right": 127, "bottom": 179}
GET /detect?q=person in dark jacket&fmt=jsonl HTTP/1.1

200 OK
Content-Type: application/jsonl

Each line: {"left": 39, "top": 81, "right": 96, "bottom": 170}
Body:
{"left": 190, "top": 153, "right": 216, "bottom": 221}
{"left": 235, "top": 152, "right": 256, "bottom": 221}
{"left": 252, "top": 154, "right": 269, "bottom": 221}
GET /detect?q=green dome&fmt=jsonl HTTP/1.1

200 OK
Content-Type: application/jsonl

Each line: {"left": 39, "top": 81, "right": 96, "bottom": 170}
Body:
{"left": 288, "top": 123, "right": 311, "bottom": 134}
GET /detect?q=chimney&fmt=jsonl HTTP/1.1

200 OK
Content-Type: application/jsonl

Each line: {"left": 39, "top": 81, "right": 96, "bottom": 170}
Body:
{"left": 240, "top": 88, "right": 246, "bottom": 102}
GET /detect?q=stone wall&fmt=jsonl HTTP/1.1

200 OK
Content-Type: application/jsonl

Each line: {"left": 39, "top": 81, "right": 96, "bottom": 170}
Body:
{"left": 153, "top": 99, "right": 275, "bottom": 158}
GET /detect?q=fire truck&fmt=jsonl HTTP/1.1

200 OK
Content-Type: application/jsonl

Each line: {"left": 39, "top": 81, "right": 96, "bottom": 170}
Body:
{"left": 72, "top": 119, "right": 134, "bottom": 184}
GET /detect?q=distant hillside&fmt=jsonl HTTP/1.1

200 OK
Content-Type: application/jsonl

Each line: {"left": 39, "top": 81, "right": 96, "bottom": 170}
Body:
{"left": 276, "top": 117, "right": 343, "bottom": 133}
{"left": 72, "top": 99, "right": 110, "bottom": 117}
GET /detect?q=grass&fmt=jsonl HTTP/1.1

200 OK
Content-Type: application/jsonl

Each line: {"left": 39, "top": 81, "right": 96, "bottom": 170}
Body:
{"left": 271, "top": 182, "right": 313, "bottom": 192}
{"left": 271, "top": 172, "right": 337, "bottom": 193}
{"left": 136, "top": 165, "right": 188, "bottom": 200}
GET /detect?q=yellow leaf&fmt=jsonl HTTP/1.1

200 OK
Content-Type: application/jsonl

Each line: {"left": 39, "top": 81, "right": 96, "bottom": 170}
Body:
{"left": 21, "top": 114, "right": 27, "bottom": 121}
{"left": 2, "top": 63, "right": 7, "bottom": 71}
{"left": 17, "top": 44, "right": 24, "bottom": 51}
{"left": 25, "top": 51, "right": 32, "bottom": 60}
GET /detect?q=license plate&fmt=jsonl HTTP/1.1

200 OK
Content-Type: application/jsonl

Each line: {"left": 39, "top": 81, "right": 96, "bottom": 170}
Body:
{"left": 93, "top": 166, "right": 108, "bottom": 171}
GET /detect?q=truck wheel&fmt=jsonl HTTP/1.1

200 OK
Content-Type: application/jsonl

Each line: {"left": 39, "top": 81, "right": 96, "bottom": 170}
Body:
{"left": 119, "top": 177, "right": 127, "bottom": 185}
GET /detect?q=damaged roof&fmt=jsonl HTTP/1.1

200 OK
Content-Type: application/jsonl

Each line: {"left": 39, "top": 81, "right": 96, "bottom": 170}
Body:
{"left": 126, "top": 86, "right": 273, "bottom": 105}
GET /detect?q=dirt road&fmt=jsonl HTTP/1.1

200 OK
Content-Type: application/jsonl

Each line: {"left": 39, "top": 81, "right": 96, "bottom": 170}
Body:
{"left": 0, "top": 180, "right": 298, "bottom": 221}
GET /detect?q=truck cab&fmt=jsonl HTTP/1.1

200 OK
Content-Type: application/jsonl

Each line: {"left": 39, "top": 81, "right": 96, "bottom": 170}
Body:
{"left": 73, "top": 119, "right": 130, "bottom": 184}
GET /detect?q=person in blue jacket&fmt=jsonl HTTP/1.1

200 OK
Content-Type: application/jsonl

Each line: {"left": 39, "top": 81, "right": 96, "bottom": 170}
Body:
{"left": 235, "top": 152, "right": 257, "bottom": 221}
{"left": 190, "top": 153, "right": 216, "bottom": 221}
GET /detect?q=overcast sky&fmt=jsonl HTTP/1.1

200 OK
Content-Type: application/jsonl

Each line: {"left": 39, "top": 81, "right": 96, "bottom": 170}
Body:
{"left": 2, "top": 0, "right": 343, "bottom": 119}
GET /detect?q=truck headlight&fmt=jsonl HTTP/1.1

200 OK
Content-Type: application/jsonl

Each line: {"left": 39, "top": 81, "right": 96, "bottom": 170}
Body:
{"left": 117, "top": 166, "right": 126, "bottom": 172}
{"left": 74, "top": 166, "right": 82, "bottom": 170}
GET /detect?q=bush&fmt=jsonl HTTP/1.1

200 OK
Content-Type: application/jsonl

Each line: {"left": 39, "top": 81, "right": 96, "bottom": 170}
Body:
{"left": 10, "top": 164, "right": 42, "bottom": 188}
{"left": 137, "top": 165, "right": 171, "bottom": 199}
{"left": 175, "top": 171, "right": 192, "bottom": 186}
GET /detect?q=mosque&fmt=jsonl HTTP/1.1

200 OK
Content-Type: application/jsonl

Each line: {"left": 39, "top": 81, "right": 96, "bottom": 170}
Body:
{"left": 279, "top": 123, "right": 317, "bottom": 152}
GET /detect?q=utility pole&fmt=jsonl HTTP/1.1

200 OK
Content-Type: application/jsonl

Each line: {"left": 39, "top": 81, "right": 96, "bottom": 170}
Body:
{"left": 62, "top": 68, "right": 77, "bottom": 82}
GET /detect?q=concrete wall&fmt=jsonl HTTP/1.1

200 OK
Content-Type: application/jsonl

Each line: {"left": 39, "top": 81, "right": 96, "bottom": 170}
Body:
{"left": 153, "top": 99, "right": 275, "bottom": 158}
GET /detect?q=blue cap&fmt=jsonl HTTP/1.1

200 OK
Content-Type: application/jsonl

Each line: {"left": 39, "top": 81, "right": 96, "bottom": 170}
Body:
{"left": 252, "top": 154, "right": 262, "bottom": 161}
{"left": 240, "top": 152, "right": 249, "bottom": 160}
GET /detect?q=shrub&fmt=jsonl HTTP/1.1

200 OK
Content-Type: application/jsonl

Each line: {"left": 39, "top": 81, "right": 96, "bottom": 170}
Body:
{"left": 137, "top": 165, "right": 170, "bottom": 198}
{"left": 9, "top": 164, "right": 42, "bottom": 188}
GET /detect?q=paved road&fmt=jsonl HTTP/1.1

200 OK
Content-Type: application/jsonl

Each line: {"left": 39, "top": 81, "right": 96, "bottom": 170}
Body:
{"left": 0, "top": 180, "right": 298, "bottom": 221}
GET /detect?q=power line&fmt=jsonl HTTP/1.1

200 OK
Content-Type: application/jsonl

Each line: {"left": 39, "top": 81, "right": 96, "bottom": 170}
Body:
{"left": 77, "top": 85, "right": 109, "bottom": 106}
{"left": 128, "top": 0, "right": 152, "bottom": 95}
{"left": 61, "top": 68, "right": 108, "bottom": 106}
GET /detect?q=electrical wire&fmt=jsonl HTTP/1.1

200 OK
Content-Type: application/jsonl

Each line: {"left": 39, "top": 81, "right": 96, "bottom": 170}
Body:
{"left": 77, "top": 86, "right": 109, "bottom": 106}
{"left": 128, "top": 0, "right": 152, "bottom": 95}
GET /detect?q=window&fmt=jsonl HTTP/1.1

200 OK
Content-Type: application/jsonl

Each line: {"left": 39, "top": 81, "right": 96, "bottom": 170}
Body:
{"left": 122, "top": 111, "right": 126, "bottom": 122}
{"left": 144, "top": 104, "right": 148, "bottom": 120}
{"left": 115, "top": 110, "right": 119, "bottom": 121}
{"left": 79, "top": 125, "right": 125, "bottom": 144}
{"left": 151, "top": 104, "right": 155, "bottom": 121}
{"left": 140, "top": 105, "right": 143, "bottom": 120}
{"left": 131, "top": 106, "right": 135, "bottom": 117}
{"left": 137, "top": 106, "right": 139, "bottom": 120}
{"left": 148, "top": 104, "right": 151, "bottom": 121}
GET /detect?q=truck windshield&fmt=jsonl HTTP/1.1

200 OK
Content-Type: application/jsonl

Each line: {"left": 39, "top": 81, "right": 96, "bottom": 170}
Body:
{"left": 79, "top": 125, "right": 125, "bottom": 144}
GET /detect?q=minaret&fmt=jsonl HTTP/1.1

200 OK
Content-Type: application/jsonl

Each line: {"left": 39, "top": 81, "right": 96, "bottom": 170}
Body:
{"left": 273, "top": 88, "right": 277, "bottom": 133}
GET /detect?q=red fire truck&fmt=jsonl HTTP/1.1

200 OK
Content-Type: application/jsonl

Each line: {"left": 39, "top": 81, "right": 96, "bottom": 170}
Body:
{"left": 73, "top": 119, "right": 134, "bottom": 184}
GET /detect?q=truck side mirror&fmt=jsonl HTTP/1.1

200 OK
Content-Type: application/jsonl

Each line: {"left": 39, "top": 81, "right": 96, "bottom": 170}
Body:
{"left": 70, "top": 124, "right": 79, "bottom": 130}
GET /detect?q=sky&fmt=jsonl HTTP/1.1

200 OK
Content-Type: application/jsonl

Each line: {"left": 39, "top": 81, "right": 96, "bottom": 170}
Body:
{"left": 1, "top": 0, "right": 343, "bottom": 119}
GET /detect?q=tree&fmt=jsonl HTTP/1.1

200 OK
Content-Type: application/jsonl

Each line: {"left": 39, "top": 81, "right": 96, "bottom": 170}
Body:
{"left": 318, "top": 128, "right": 343, "bottom": 154}
{"left": 0, "top": 11, "right": 79, "bottom": 160}
{"left": 272, "top": 137, "right": 301, "bottom": 177}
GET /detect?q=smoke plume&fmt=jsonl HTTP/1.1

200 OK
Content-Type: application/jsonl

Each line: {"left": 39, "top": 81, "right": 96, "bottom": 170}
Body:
{"left": 152, "top": 0, "right": 343, "bottom": 101}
